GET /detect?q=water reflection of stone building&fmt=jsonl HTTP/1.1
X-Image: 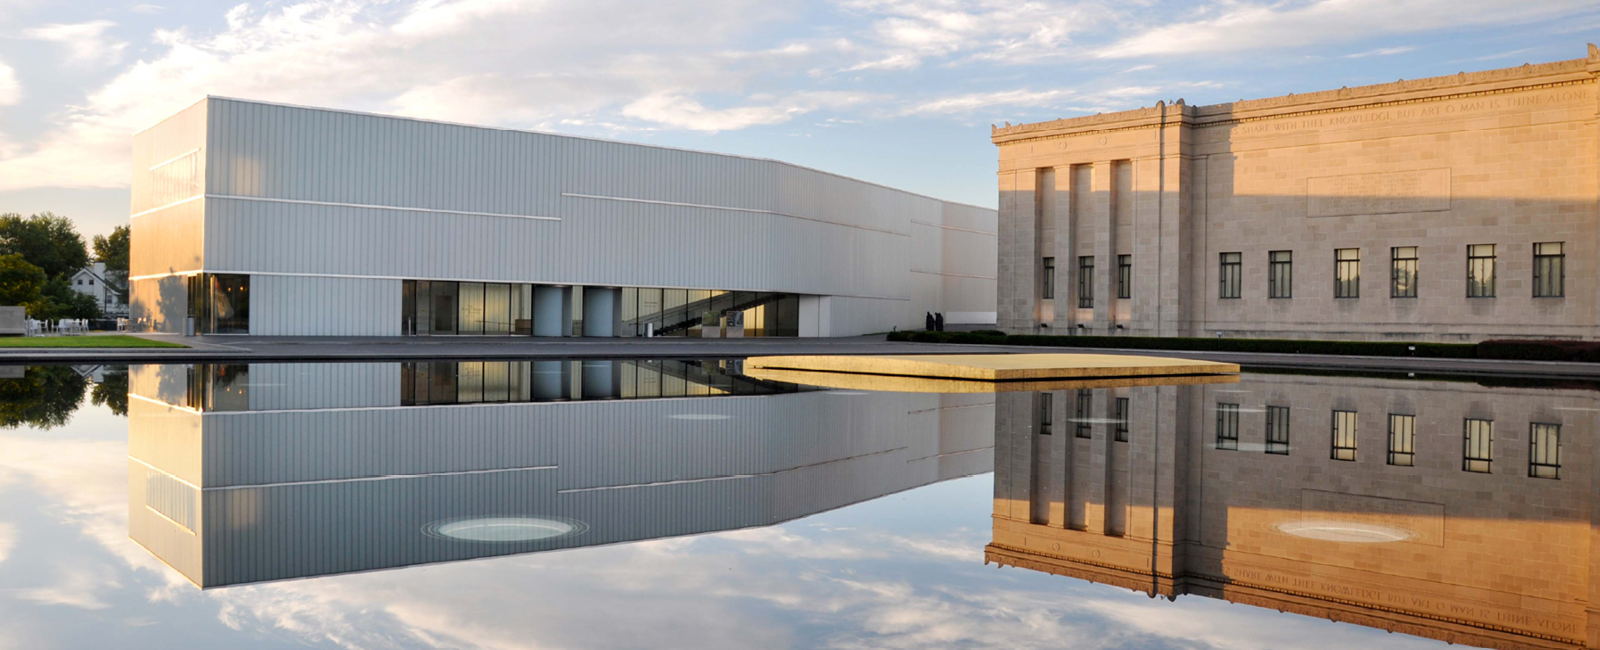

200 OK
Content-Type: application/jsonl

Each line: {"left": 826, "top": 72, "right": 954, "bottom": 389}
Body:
{"left": 127, "top": 360, "right": 993, "bottom": 588}
{"left": 988, "top": 374, "right": 1595, "bottom": 650}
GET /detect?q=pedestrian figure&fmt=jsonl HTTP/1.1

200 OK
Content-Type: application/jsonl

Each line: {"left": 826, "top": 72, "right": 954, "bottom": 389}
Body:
{"left": 925, "top": 312, "right": 935, "bottom": 331}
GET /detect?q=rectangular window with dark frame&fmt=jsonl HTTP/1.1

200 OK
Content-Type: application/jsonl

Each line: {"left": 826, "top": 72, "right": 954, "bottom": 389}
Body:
{"left": 1074, "top": 389, "right": 1093, "bottom": 438}
{"left": 1265, "top": 405, "right": 1290, "bottom": 455}
{"left": 1388, "top": 414, "right": 1415, "bottom": 466}
{"left": 1114, "top": 397, "right": 1130, "bottom": 442}
{"left": 1219, "top": 252, "right": 1242, "bottom": 299}
{"left": 1041, "top": 257, "right": 1055, "bottom": 300}
{"left": 1216, "top": 403, "right": 1239, "bottom": 450}
{"left": 1077, "top": 257, "right": 1095, "bottom": 308}
{"left": 1117, "top": 255, "right": 1132, "bottom": 299}
{"left": 1038, "top": 392, "right": 1053, "bottom": 435}
{"left": 1334, "top": 248, "right": 1360, "bottom": 298}
{"left": 1391, "top": 247, "right": 1418, "bottom": 298}
{"left": 1534, "top": 242, "right": 1564, "bottom": 298}
{"left": 1268, "top": 251, "right": 1293, "bottom": 298}
{"left": 1463, "top": 418, "right": 1493, "bottom": 473}
{"left": 1530, "top": 423, "right": 1560, "bottom": 479}
{"left": 1467, "top": 244, "right": 1496, "bottom": 298}
{"left": 1331, "top": 410, "right": 1357, "bottom": 461}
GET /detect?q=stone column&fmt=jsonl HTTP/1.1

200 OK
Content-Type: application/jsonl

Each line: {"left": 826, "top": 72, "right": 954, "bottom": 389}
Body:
{"left": 1091, "top": 162, "right": 1116, "bottom": 332}
{"left": 1157, "top": 101, "right": 1192, "bottom": 338}
{"left": 1052, "top": 167, "right": 1076, "bottom": 334}
{"left": 997, "top": 172, "right": 1040, "bottom": 333}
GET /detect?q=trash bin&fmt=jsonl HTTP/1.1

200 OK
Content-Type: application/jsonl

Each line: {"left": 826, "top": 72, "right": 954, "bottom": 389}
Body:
{"left": 184, "top": 316, "right": 196, "bottom": 337}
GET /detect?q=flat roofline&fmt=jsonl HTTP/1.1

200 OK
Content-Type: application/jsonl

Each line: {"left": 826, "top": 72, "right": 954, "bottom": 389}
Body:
{"left": 993, "top": 46, "right": 1596, "bottom": 141}
{"left": 135, "top": 95, "right": 996, "bottom": 214}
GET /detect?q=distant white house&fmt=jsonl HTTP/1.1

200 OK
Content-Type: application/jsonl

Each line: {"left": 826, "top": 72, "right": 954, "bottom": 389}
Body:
{"left": 71, "top": 261, "right": 128, "bottom": 317}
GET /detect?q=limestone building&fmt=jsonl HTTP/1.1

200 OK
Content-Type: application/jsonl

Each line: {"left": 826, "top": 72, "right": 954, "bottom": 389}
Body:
{"left": 988, "top": 374, "right": 1595, "bottom": 649}
{"left": 994, "top": 44, "right": 1600, "bottom": 341}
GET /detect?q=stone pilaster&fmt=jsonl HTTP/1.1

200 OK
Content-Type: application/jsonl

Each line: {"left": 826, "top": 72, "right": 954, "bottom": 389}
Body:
{"left": 1091, "top": 162, "right": 1115, "bottom": 331}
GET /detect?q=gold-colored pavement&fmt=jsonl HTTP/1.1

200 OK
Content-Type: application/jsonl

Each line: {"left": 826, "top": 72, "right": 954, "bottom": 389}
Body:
{"left": 746, "top": 353, "right": 1239, "bottom": 382}
{"left": 744, "top": 366, "right": 1239, "bottom": 393}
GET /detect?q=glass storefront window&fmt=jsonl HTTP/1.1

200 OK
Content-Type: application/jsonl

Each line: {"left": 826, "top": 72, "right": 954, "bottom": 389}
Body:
{"left": 430, "top": 281, "right": 458, "bottom": 334}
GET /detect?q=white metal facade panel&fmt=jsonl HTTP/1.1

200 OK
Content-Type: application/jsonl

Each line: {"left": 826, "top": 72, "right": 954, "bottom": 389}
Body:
{"left": 249, "top": 275, "right": 400, "bottom": 336}
{"left": 244, "top": 362, "right": 401, "bottom": 411}
{"left": 132, "top": 97, "right": 997, "bottom": 335}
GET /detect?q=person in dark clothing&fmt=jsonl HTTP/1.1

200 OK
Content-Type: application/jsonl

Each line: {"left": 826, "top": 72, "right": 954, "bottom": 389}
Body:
{"left": 935, "top": 313, "right": 945, "bottom": 331}
{"left": 925, "top": 312, "right": 935, "bottom": 331}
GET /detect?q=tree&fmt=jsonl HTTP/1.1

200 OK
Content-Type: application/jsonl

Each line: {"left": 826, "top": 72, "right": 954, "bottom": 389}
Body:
{"left": 0, "top": 365, "right": 88, "bottom": 430}
{"left": 0, "top": 253, "right": 46, "bottom": 306}
{"left": 27, "top": 277, "right": 103, "bottom": 320}
{"left": 92, "top": 225, "right": 129, "bottom": 300}
{"left": 0, "top": 212, "right": 90, "bottom": 280}
{"left": 90, "top": 367, "right": 128, "bottom": 417}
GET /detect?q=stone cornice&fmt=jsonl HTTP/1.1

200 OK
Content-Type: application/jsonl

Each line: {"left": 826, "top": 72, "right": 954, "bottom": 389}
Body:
{"left": 993, "top": 47, "right": 1599, "bottom": 146}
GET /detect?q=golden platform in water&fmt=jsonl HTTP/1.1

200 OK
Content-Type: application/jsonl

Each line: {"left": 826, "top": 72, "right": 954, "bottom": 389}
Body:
{"left": 743, "top": 366, "right": 1239, "bottom": 393}
{"left": 746, "top": 353, "right": 1239, "bottom": 382}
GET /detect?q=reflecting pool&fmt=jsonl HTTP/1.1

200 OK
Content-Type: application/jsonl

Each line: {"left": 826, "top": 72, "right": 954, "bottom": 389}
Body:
{"left": 0, "top": 361, "right": 1590, "bottom": 649}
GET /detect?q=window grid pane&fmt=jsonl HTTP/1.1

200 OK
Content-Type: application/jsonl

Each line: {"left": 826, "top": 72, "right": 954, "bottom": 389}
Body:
{"left": 1391, "top": 247, "right": 1417, "bottom": 298}
{"left": 1220, "top": 253, "right": 1242, "bottom": 299}
{"left": 1114, "top": 397, "right": 1130, "bottom": 442}
{"left": 1216, "top": 403, "right": 1239, "bottom": 450}
{"left": 1117, "top": 255, "right": 1132, "bottom": 299}
{"left": 1463, "top": 418, "right": 1493, "bottom": 473}
{"left": 1265, "top": 405, "right": 1290, "bottom": 455}
{"left": 1041, "top": 257, "right": 1055, "bottom": 300}
{"left": 1334, "top": 248, "right": 1360, "bottom": 299}
{"left": 1534, "top": 242, "right": 1564, "bottom": 298}
{"left": 1074, "top": 389, "right": 1093, "bottom": 438}
{"left": 1268, "top": 251, "right": 1293, "bottom": 298}
{"left": 1388, "top": 414, "right": 1415, "bottom": 466}
{"left": 1467, "top": 244, "right": 1496, "bottom": 298}
{"left": 1077, "top": 257, "right": 1095, "bottom": 308}
{"left": 1331, "top": 410, "right": 1358, "bottom": 461}
{"left": 1530, "top": 423, "right": 1560, "bottom": 479}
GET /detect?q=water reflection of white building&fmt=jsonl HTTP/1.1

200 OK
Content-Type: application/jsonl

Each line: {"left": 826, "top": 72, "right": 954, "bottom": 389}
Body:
{"left": 989, "top": 373, "right": 1594, "bottom": 650}
{"left": 127, "top": 360, "right": 994, "bottom": 588}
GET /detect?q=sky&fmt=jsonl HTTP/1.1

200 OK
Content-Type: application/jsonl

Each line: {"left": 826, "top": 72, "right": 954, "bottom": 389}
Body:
{"left": 0, "top": 0, "right": 1598, "bottom": 240}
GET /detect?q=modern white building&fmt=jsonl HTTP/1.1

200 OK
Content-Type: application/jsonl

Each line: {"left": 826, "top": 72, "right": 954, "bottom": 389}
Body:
{"left": 130, "top": 97, "right": 996, "bottom": 337}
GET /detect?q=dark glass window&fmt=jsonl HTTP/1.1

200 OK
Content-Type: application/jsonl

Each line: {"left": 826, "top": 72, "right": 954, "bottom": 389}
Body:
{"left": 1038, "top": 392, "right": 1053, "bottom": 435}
{"left": 1219, "top": 253, "right": 1241, "bottom": 299}
{"left": 1074, "top": 389, "right": 1092, "bottom": 438}
{"left": 1331, "top": 410, "right": 1357, "bottom": 461}
{"left": 210, "top": 274, "right": 250, "bottom": 334}
{"left": 1077, "top": 256, "right": 1094, "bottom": 308}
{"left": 430, "top": 281, "right": 458, "bottom": 334}
{"left": 1113, "top": 397, "right": 1129, "bottom": 442}
{"left": 1463, "top": 418, "right": 1493, "bottom": 473}
{"left": 1467, "top": 244, "right": 1496, "bottom": 298}
{"left": 1265, "top": 405, "right": 1290, "bottom": 454}
{"left": 1216, "top": 403, "right": 1239, "bottom": 450}
{"left": 1042, "top": 257, "right": 1055, "bottom": 300}
{"left": 1388, "top": 414, "right": 1415, "bottom": 466}
{"left": 1391, "top": 247, "right": 1418, "bottom": 298}
{"left": 1116, "top": 255, "right": 1132, "bottom": 299}
{"left": 1334, "top": 248, "right": 1359, "bottom": 298}
{"left": 1268, "top": 251, "right": 1292, "bottom": 298}
{"left": 1530, "top": 423, "right": 1560, "bottom": 479}
{"left": 1534, "top": 242, "right": 1564, "bottom": 298}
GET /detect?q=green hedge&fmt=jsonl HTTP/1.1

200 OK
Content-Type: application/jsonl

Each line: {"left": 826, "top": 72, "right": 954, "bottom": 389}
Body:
{"left": 884, "top": 331, "right": 1600, "bottom": 362}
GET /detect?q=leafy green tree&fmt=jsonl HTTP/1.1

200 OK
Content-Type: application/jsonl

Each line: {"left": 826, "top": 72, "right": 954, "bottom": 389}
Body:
{"left": 92, "top": 225, "right": 129, "bottom": 299}
{"left": 90, "top": 367, "right": 128, "bottom": 417}
{"left": 0, "top": 212, "right": 90, "bottom": 280}
{"left": 26, "top": 277, "right": 103, "bottom": 320}
{"left": 0, "top": 253, "right": 46, "bottom": 306}
{"left": 0, "top": 365, "right": 88, "bottom": 429}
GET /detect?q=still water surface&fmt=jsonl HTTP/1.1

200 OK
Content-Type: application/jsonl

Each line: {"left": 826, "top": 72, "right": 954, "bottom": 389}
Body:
{"left": 0, "top": 360, "right": 1586, "bottom": 649}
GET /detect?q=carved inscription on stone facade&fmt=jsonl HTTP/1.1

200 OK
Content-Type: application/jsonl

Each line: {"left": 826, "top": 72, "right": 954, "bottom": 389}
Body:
{"left": 1300, "top": 489, "right": 1445, "bottom": 546}
{"left": 1307, "top": 168, "right": 1451, "bottom": 218}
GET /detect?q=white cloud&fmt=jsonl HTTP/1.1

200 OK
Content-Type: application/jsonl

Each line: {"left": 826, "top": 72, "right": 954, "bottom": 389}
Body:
{"left": 903, "top": 88, "right": 1074, "bottom": 116}
{"left": 1344, "top": 45, "right": 1417, "bottom": 58}
{"left": 623, "top": 91, "right": 872, "bottom": 131}
{"left": 24, "top": 20, "right": 128, "bottom": 67}
{"left": 130, "top": 4, "right": 165, "bottom": 14}
{"left": 1096, "top": 0, "right": 1597, "bottom": 59}
{"left": 17, "top": 566, "right": 121, "bottom": 610}
{"left": 0, "top": 60, "right": 18, "bottom": 106}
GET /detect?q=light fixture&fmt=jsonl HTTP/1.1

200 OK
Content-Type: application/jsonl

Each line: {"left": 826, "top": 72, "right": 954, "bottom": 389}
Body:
{"left": 424, "top": 516, "right": 587, "bottom": 543}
